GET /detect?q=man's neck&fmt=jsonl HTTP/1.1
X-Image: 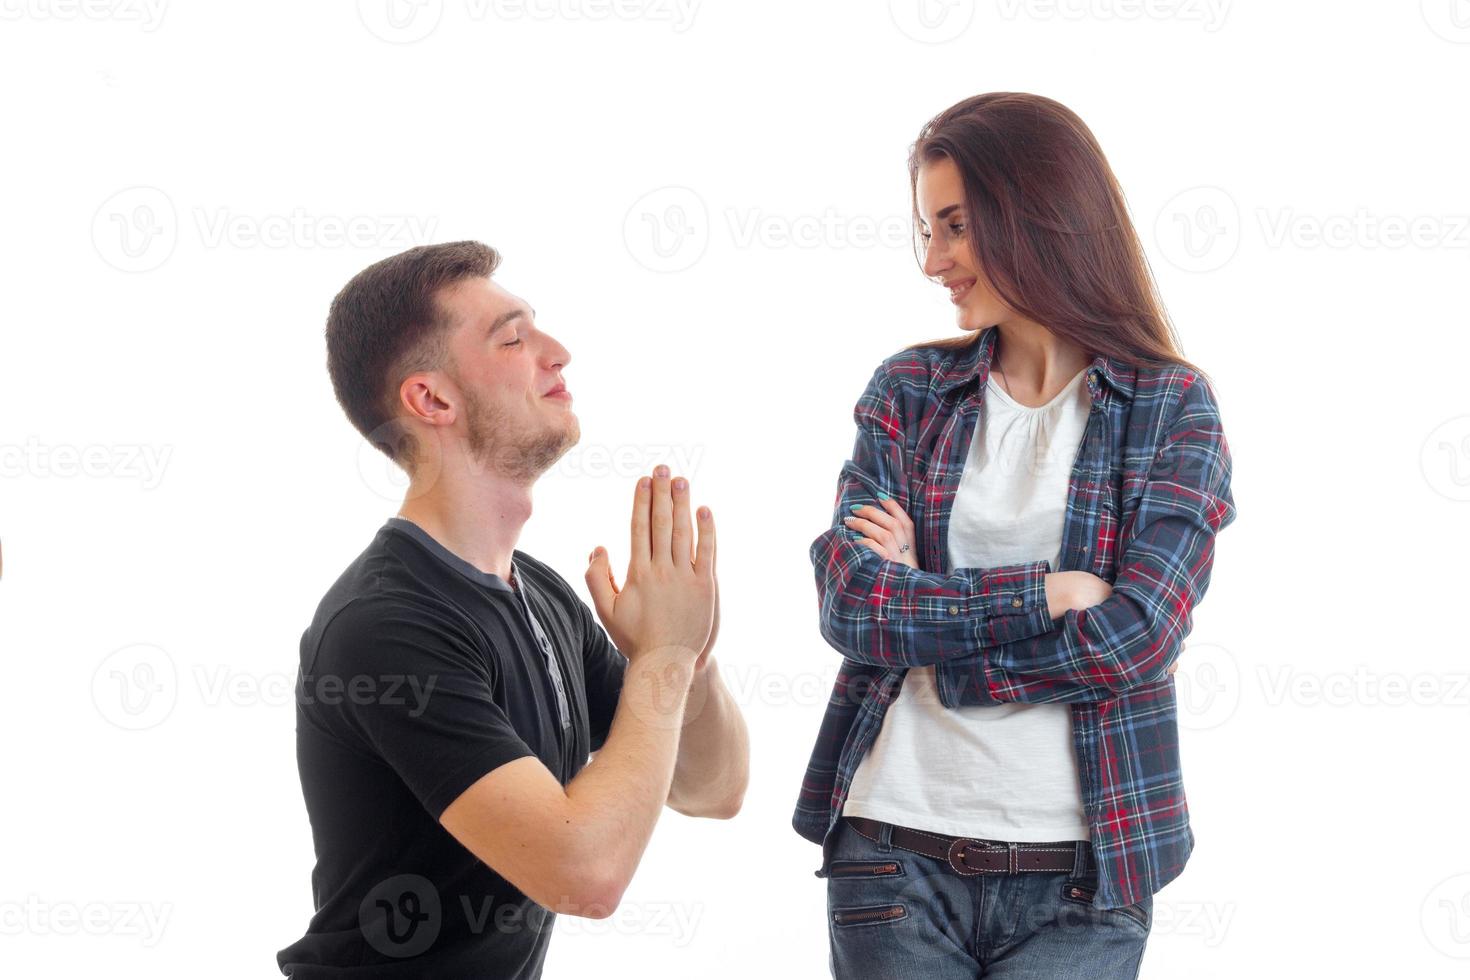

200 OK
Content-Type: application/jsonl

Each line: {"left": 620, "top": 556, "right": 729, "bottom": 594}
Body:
{"left": 395, "top": 465, "right": 533, "bottom": 583}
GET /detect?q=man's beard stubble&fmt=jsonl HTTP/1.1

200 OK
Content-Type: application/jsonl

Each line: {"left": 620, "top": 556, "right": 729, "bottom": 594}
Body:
{"left": 461, "top": 384, "right": 580, "bottom": 484}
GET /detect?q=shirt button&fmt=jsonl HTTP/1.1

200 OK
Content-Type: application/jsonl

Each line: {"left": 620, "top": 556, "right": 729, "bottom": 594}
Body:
{"left": 1011, "top": 597, "right": 1023, "bottom": 608}
{"left": 948, "top": 605, "right": 960, "bottom": 615}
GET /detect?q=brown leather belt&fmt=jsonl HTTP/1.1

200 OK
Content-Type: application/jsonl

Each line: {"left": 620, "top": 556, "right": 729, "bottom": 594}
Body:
{"left": 845, "top": 816, "right": 1085, "bottom": 876}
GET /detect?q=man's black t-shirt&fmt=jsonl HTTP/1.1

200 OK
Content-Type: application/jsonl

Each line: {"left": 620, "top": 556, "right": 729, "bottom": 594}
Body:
{"left": 278, "top": 518, "right": 627, "bottom": 978}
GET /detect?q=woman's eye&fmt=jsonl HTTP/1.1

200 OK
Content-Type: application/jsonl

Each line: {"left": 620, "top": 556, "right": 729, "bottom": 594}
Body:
{"left": 503, "top": 337, "right": 522, "bottom": 348}
{"left": 919, "top": 229, "right": 932, "bottom": 242}
{"left": 950, "top": 223, "right": 965, "bottom": 236}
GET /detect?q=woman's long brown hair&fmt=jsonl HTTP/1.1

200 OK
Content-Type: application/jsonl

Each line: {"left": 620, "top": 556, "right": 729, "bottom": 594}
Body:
{"left": 905, "top": 92, "right": 1207, "bottom": 384}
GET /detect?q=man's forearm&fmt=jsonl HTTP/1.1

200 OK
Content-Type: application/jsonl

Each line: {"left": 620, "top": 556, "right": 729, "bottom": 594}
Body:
{"left": 562, "top": 648, "right": 697, "bottom": 906}
{"left": 667, "top": 656, "right": 749, "bottom": 818}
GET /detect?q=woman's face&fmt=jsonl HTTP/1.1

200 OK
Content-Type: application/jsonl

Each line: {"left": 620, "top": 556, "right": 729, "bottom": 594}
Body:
{"left": 915, "top": 156, "right": 1010, "bottom": 331}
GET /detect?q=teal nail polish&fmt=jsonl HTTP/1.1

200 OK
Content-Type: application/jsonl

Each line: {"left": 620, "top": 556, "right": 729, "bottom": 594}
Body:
{"left": 878, "top": 491, "right": 891, "bottom": 501}
{"left": 849, "top": 504, "right": 862, "bottom": 513}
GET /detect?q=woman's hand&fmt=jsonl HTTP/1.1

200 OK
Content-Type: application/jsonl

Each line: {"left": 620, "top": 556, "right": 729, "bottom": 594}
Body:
{"left": 843, "top": 496, "right": 920, "bottom": 570}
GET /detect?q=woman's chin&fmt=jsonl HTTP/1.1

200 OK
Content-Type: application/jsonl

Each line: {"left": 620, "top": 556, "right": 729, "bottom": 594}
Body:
{"left": 954, "top": 310, "right": 985, "bottom": 332}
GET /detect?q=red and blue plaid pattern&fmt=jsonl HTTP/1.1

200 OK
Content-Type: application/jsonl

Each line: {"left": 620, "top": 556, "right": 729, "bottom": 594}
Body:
{"left": 793, "top": 325, "right": 1237, "bottom": 910}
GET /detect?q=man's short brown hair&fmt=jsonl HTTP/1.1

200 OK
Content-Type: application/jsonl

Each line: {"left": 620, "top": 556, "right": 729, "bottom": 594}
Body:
{"left": 325, "top": 241, "right": 500, "bottom": 470}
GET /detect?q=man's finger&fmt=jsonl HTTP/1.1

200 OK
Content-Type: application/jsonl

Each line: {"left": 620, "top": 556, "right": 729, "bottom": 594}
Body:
{"left": 695, "top": 505, "right": 716, "bottom": 577}
{"left": 585, "top": 547, "right": 618, "bottom": 621}
{"left": 650, "top": 465, "right": 673, "bottom": 565}
{"left": 671, "top": 476, "right": 693, "bottom": 566}
{"left": 629, "top": 476, "right": 652, "bottom": 569}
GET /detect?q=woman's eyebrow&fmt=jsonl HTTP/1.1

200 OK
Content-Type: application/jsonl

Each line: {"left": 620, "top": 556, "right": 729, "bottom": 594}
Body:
{"left": 917, "top": 204, "right": 963, "bottom": 227}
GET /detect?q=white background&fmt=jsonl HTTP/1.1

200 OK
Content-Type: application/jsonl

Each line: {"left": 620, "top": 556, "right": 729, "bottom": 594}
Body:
{"left": 3, "top": 1, "right": 1468, "bottom": 976}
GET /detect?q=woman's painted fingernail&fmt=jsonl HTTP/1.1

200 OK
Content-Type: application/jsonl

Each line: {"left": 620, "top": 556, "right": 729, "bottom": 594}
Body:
{"left": 878, "top": 491, "right": 891, "bottom": 501}
{"left": 849, "top": 504, "right": 863, "bottom": 513}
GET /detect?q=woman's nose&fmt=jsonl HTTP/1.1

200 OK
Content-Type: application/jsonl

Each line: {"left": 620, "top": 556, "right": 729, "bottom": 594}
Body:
{"left": 921, "top": 238, "right": 951, "bottom": 279}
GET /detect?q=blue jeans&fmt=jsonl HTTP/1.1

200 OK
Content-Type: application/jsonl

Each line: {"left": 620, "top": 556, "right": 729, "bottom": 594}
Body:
{"left": 820, "top": 816, "right": 1152, "bottom": 979}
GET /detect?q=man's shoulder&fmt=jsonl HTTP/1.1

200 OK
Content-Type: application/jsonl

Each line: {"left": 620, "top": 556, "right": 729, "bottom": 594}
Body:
{"left": 301, "top": 531, "right": 470, "bottom": 671}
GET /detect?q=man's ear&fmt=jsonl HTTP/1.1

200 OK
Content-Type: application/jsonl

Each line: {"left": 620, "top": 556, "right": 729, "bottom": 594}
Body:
{"left": 399, "top": 372, "right": 456, "bottom": 427}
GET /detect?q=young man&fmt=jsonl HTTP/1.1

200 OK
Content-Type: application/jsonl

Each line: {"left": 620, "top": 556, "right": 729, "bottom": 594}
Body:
{"left": 278, "top": 241, "right": 749, "bottom": 978}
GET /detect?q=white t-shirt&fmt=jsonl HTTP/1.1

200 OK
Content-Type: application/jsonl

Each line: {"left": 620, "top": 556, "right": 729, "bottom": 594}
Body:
{"left": 843, "top": 365, "right": 1092, "bottom": 842}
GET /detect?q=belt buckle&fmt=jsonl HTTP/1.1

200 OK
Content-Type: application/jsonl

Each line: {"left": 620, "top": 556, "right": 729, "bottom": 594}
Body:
{"left": 945, "top": 838, "right": 1019, "bottom": 875}
{"left": 944, "top": 838, "right": 975, "bottom": 875}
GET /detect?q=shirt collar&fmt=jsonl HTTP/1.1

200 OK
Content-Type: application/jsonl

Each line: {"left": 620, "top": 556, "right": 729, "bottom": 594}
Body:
{"left": 384, "top": 516, "right": 518, "bottom": 593}
{"left": 933, "top": 325, "right": 1136, "bottom": 403}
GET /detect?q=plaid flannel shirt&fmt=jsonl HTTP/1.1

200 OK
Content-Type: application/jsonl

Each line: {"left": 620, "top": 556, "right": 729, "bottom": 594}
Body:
{"left": 792, "top": 325, "right": 1237, "bottom": 910}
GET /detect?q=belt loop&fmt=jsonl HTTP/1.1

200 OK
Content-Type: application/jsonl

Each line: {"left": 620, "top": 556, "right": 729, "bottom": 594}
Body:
{"left": 877, "top": 820, "right": 894, "bottom": 853}
{"left": 1070, "top": 839, "right": 1092, "bottom": 878}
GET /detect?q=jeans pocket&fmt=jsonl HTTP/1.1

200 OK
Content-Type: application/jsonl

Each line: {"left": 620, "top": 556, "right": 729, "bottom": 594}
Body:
{"left": 830, "top": 903, "right": 909, "bottom": 929}
{"left": 827, "top": 859, "right": 905, "bottom": 880}
{"left": 1060, "top": 878, "right": 1152, "bottom": 932}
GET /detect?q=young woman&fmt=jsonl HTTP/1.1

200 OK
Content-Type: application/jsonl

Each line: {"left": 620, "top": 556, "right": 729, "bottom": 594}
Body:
{"left": 793, "top": 93, "right": 1238, "bottom": 978}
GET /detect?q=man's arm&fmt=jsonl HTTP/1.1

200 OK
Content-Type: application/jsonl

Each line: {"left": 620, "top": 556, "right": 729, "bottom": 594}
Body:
{"left": 441, "top": 646, "right": 700, "bottom": 917}
{"left": 440, "top": 467, "right": 717, "bottom": 918}
{"left": 666, "top": 654, "right": 749, "bottom": 819}
{"left": 664, "top": 577, "right": 749, "bottom": 819}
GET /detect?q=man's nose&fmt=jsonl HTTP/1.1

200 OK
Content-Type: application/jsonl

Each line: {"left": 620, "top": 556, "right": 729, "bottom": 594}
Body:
{"left": 541, "top": 332, "right": 571, "bottom": 369}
